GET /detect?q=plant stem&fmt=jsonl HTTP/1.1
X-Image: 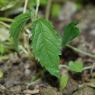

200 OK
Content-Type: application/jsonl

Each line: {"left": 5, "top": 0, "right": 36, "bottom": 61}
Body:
{"left": 60, "top": 64, "right": 95, "bottom": 71}
{"left": 23, "top": 0, "right": 29, "bottom": 54}
{"left": 23, "top": 0, "right": 28, "bottom": 13}
{"left": 0, "top": 21, "right": 10, "bottom": 28}
{"left": 67, "top": 45, "right": 95, "bottom": 58}
{"left": 45, "top": 0, "right": 52, "bottom": 20}
{"left": 0, "top": 17, "right": 13, "bottom": 22}
{"left": 59, "top": 65, "right": 69, "bottom": 69}
{"left": 83, "top": 66, "right": 93, "bottom": 70}
{"left": 35, "top": 0, "right": 40, "bottom": 19}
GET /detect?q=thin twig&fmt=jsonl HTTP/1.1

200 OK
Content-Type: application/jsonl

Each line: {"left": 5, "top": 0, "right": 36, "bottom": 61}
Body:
{"left": 0, "top": 17, "right": 13, "bottom": 22}
{"left": 59, "top": 64, "right": 69, "bottom": 69}
{"left": 0, "top": 22, "right": 10, "bottom": 28}
{"left": 60, "top": 64, "right": 95, "bottom": 71}
{"left": 23, "top": 0, "right": 29, "bottom": 53}
{"left": 83, "top": 66, "right": 93, "bottom": 70}
{"left": 35, "top": 0, "right": 40, "bottom": 19}
{"left": 45, "top": 0, "right": 52, "bottom": 20}
{"left": 67, "top": 45, "right": 95, "bottom": 58}
{"left": 23, "top": 89, "right": 39, "bottom": 94}
{"left": 23, "top": 0, "right": 28, "bottom": 13}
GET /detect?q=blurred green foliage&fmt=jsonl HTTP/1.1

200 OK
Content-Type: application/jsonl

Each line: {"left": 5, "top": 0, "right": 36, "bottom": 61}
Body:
{"left": 0, "top": 0, "right": 22, "bottom": 11}
{"left": 40, "top": 0, "right": 48, "bottom": 5}
{"left": 29, "top": 0, "right": 47, "bottom": 7}
{"left": 68, "top": 61, "right": 83, "bottom": 73}
{"left": 60, "top": 74, "right": 69, "bottom": 91}
{"left": 0, "top": 43, "right": 5, "bottom": 54}
{"left": 51, "top": 3, "right": 61, "bottom": 17}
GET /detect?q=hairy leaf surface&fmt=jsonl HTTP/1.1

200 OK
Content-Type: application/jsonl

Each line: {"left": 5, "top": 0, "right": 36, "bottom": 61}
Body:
{"left": 32, "top": 19, "right": 61, "bottom": 77}
{"left": 10, "top": 12, "right": 31, "bottom": 48}
{"left": 68, "top": 61, "right": 83, "bottom": 73}
{"left": 62, "top": 21, "right": 80, "bottom": 47}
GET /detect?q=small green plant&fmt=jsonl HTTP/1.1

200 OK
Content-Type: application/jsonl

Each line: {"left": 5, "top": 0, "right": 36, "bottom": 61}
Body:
{"left": 68, "top": 60, "right": 83, "bottom": 73}
{"left": 60, "top": 60, "right": 84, "bottom": 90}
{"left": 10, "top": 0, "right": 80, "bottom": 90}
{"left": 60, "top": 72, "right": 69, "bottom": 91}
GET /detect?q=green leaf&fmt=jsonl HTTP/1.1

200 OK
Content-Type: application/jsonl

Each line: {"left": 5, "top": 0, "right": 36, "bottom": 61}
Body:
{"left": 60, "top": 74, "right": 69, "bottom": 91}
{"left": 68, "top": 61, "right": 83, "bottom": 73}
{"left": 10, "top": 12, "right": 31, "bottom": 48}
{"left": 62, "top": 21, "right": 80, "bottom": 47}
{"left": 32, "top": 18, "right": 61, "bottom": 77}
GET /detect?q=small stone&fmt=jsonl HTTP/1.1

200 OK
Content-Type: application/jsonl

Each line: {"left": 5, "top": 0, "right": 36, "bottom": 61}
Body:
{"left": 90, "top": 29, "right": 95, "bottom": 36}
